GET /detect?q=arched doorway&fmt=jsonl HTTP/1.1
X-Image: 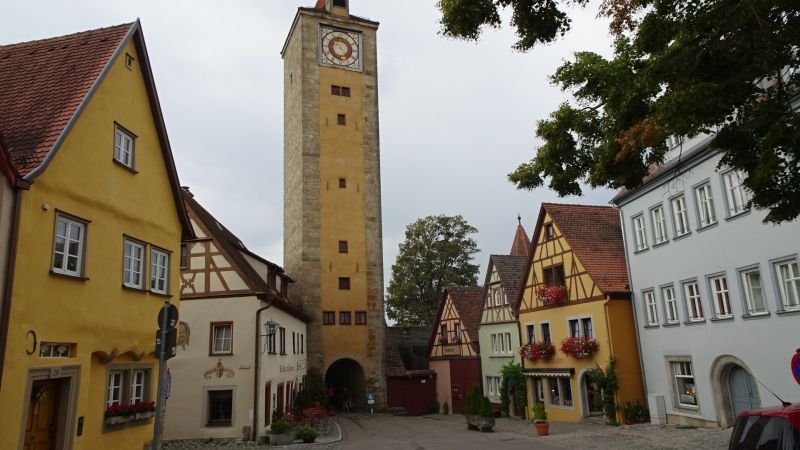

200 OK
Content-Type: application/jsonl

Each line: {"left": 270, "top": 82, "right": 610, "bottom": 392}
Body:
{"left": 580, "top": 372, "right": 603, "bottom": 417}
{"left": 729, "top": 366, "right": 760, "bottom": 416}
{"left": 325, "top": 358, "right": 366, "bottom": 412}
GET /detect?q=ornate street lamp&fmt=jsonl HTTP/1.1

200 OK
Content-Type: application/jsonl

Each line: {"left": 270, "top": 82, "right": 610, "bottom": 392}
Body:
{"left": 260, "top": 319, "right": 279, "bottom": 354}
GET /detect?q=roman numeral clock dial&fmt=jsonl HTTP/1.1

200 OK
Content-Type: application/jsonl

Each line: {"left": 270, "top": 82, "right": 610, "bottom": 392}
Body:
{"left": 320, "top": 27, "right": 362, "bottom": 71}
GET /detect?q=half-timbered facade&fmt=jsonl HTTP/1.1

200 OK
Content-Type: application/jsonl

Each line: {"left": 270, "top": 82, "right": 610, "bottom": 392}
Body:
{"left": 428, "top": 286, "right": 483, "bottom": 414}
{"left": 477, "top": 223, "right": 529, "bottom": 414}
{"left": 164, "top": 189, "right": 310, "bottom": 442}
{"left": 516, "top": 203, "right": 644, "bottom": 423}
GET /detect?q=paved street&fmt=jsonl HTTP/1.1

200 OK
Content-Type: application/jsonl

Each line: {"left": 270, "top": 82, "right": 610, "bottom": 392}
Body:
{"left": 164, "top": 413, "right": 733, "bottom": 449}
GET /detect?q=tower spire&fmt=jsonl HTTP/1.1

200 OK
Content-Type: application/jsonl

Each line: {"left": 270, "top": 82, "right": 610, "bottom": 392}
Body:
{"left": 510, "top": 218, "right": 531, "bottom": 257}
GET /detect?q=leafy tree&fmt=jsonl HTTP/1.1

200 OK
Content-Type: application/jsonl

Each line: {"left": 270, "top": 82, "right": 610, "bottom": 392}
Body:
{"left": 500, "top": 361, "right": 526, "bottom": 417}
{"left": 386, "top": 215, "right": 479, "bottom": 327}
{"left": 437, "top": 0, "right": 800, "bottom": 223}
{"left": 587, "top": 356, "right": 620, "bottom": 425}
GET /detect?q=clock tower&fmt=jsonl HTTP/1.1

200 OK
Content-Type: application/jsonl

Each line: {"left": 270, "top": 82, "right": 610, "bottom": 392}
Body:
{"left": 282, "top": 0, "right": 386, "bottom": 408}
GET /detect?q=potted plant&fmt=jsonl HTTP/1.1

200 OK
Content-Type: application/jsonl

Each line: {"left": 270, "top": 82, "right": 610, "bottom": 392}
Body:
{"left": 269, "top": 419, "right": 295, "bottom": 445}
{"left": 532, "top": 403, "right": 549, "bottom": 436}
{"left": 477, "top": 396, "right": 495, "bottom": 432}
{"left": 536, "top": 285, "right": 568, "bottom": 305}
{"left": 519, "top": 341, "right": 556, "bottom": 361}
{"left": 105, "top": 403, "right": 136, "bottom": 425}
{"left": 442, "top": 401, "right": 449, "bottom": 415}
{"left": 295, "top": 426, "right": 317, "bottom": 443}
{"left": 463, "top": 384, "right": 481, "bottom": 430}
{"left": 623, "top": 401, "right": 634, "bottom": 425}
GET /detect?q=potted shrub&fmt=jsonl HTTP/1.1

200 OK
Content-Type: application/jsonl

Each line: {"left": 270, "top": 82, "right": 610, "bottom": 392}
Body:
{"left": 269, "top": 419, "right": 295, "bottom": 445}
{"left": 623, "top": 401, "right": 634, "bottom": 425}
{"left": 477, "top": 396, "right": 495, "bottom": 432}
{"left": 463, "top": 384, "right": 481, "bottom": 430}
{"left": 532, "top": 403, "right": 549, "bottom": 436}
{"left": 295, "top": 426, "right": 317, "bottom": 443}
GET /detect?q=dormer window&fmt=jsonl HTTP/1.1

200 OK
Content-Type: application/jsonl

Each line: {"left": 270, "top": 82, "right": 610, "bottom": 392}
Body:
{"left": 544, "top": 224, "right": 555, "bottom": 240}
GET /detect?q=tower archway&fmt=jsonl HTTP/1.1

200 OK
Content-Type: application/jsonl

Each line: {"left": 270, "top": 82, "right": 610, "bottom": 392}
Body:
{"left": 325, "top": 358, "right": 366, "bottom": 412}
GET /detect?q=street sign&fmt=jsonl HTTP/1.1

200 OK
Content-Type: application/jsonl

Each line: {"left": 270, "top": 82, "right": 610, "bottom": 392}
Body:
{"left": 155, "top": 329, "right": 177, "bottom": 360}
{"left": 792, "top": 350, "right": 800, "bottom": 385}
{"left": 367, "top": 393, "right": 375, "bottom": 405}
{"left": 157, "top": 303, "right": 179, "bottom": 330}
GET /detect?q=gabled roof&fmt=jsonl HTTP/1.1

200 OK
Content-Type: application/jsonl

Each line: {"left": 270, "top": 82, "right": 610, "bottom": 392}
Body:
{"left": 182, "top": 188, "right": 309, "bottom": 322}
{"left": 427, "top": 286, "right": 484, "bottom": 354}
{"left": 0, "top": 21, "right": 193, "bottom": 239}
{"left": 484, "top": 255, "right": 527, "bottom": 313}
{"left": 0, "top": 133, "right": 20, "bottom": 187}
{"left": 509, "top": 223, "right": 531, "bottom": 257}
{"left": 535, "top": 203, "right": 629, "bottom": 295}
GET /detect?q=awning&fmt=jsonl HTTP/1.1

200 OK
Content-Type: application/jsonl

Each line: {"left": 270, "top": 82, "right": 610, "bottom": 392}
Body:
{"left": 523, "top": 368, "right": 574, "bottom": 378}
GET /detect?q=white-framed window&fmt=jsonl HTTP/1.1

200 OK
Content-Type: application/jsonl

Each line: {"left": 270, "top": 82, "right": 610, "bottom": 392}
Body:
{"left": 487, "top": 376, "right": 495, "bottom": 396}
{"left": 52, "top": 214, "right": 86, "bottom": 276}
{"left": 494, "top": 289, "right": 502, "bottom": 306}
{"left": 107, "top": 371, "right": 124, "bottom": 407}
{"left": 506, "top": 333, "right": 512, "bottom": 353}
{"left": 568, "top": 317, "right": 593, "bottom": 338}
{"left": 525, "top": 324, "right": 535, "bottom": 344}
{"left": 123, "top": 238, "right": 145, "bottom": 288}
{"left": 491, "top": 334, "right": 498, "bottom": 354}
{"left": 499, "top": 333, "right": 506, "bottom": 352}
{"left": 662, "top": 286, "right": 679, "bottom": 324}
{"left": 651, "top": 206, "right": 668, "bottom": 244}
{"left": 150, "top": 248, "right": 169, "bottom": 294}
{"left": 671, "top": 196, "right": 690, "bottom": 237}
{"left": 536, "top": 378, "right": 545, "bottom": 402}
{"left": 540, "top": 322, "right": 551, "bottom": 342}
{"left": 644, "top": 291, "right": 659, "bottom": 325}
{"left": 671, "top": 361, "right": 698, "bottom": 407}
{"left": 39, "top": 342, "right": 72, "bottom": 358}
{"left": 684, "top": 282, "right": 704, "bottom": 321}
{"left": 709, "top": 275, "right": 732, "bottom": 318}
{"left": 548, "top": 377, "right": 573, "bottom": 407}
{"left": 723, "top": 170, "right": 750, "bottom": 216}
{"left": 633, "top": 214, "right": 648, "bottom": 251}
{"left": 775, "top": 260, "right": 800, "bottom": 310}
{"left": 741, "top": 269, "right": 767, "bottom": 315}
{"left": 486, "top": 293, "right": 492, "bottom": 308}
{"left": 130, "top": 370, "right": 145, "bottom": 404}
{"left": 114, "top": 125, "right": 136, "bottom": 168}
{"left": 454, "top": 323, "right": 462, "bottom": 343}
{"left": 504, "top": 292, "right": 508, "bottom": 305}
{"left": 695, "top": 184, "right": 716, "bottom": 227}
{"left": 211, "top": 323, "right": 233, "bottom": 355}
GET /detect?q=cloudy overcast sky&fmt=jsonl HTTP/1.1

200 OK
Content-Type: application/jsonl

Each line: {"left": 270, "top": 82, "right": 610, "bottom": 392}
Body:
{"left": 2, "top": 1, "right": 616, "bottom": 285}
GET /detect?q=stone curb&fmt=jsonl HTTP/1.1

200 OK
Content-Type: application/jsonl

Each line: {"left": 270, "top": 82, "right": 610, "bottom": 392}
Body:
{"left": 268, "top": 420, "right": 343, "bottom": 448}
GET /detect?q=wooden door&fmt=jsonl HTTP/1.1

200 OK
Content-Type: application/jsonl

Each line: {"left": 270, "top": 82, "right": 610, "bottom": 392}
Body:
{"left": 729, "top": 366, "right": 759, "bottom": 416}
{"left": 277, "top": 383, "right": 285, "bottom": 417}
{"left": 264, "top": 382, "right": 272, "bottom": 425}
{"left": 24, "top": 380, "right": 60, "bottom": 450}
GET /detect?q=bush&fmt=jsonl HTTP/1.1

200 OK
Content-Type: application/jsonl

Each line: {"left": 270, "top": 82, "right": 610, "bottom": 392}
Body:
{"left": 295, "top": 426, "right": 317, "bottom": 443}
{"left": 442, "top": 401, "right": 449, "bottom": 414}
{"left": 480, "top": 396, "right": 493, "bottom": 418}
{"left": 532, "top": 403, "right": 548, "bottom": 423}
{"left": 464, "top": 384, "right": 482, "bottom": 415}
{"left": 270, "top": 420, "right": 292, "bottom": 435}
{"left": 430, "top": 399, "right": 440, "bottom": 414}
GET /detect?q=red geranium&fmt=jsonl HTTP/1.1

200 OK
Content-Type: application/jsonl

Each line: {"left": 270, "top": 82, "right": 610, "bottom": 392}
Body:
{"left": 560, "top": 336, "right": 599, "bottom": 359}
{"left": 519, "top": 341, "right": 556, "bottom": 361}
{"left": 536, "top": 285, "right": 567, "bottom": 306}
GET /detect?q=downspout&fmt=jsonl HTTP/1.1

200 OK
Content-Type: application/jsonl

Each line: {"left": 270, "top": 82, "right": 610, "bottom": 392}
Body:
{"left": 617, "top": 208, "right": 649, "bottom": 398}
{"left": 0, "top": 187, "right": 23, "bottom": 389}
{"left": 253, "top": 301, "right": 272, "bottom": 442}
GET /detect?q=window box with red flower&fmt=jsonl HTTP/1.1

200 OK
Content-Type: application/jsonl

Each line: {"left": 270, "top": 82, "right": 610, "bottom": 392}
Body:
{"left": 519, "top": 341, "right": 556, "bottom": 361}
{"left": 105, "top": 401, "right": 156, "bottom": 425}
{"left": 536, "top": 285, "right": 568, "bottom": 306}
{"left": 560, "top": 336, "right": 599, "bottom": 359}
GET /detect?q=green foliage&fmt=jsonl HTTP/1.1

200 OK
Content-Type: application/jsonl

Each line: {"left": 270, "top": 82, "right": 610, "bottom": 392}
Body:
{"left": 500, "top": 362, "right": 526, "bottom": 417}
{"left": 587, "top": 356, "right": 620, "bottom": 425}
{"left": 442, "top": 401, "right": 449, "bottom": 415}
{"left": 430, "top": 399, "right": 440, "bottom": 414}
{"left": 386, "top": 215, "right": 480, "bottom": 327}
{"left": 270, "top": 420, "right": 292, "bottom": 435}
{"left": 464, "top": 384, "right": 483, "bottom": 415}
{"left": 532, "top": 402, "right": 548, "bottom": 423}
{"left": 480, "top": 396, "right": 493, "bottom": 418}
{"left": 437, "top": 0, "right": 800, "bottom": 223}
{"left": 293, "top": 366, "right": 327, "bottom": 414}
{"left": 295, "top": 426, "right": 317, "bottom": 443}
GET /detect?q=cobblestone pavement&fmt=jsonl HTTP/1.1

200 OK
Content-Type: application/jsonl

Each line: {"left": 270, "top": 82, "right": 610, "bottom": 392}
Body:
{"left": 163, "top": 413, "right": 733, "bottom": 449}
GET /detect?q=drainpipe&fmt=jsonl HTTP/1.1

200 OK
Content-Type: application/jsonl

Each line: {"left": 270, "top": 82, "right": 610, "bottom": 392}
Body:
{"left": 253, "top": 300, "right": 272, "bottom": 442}
{"left": 0, "top": 187, "right": 24, "bottom": 389}
{"left": 617, "top": 208, "right": 649, "bottom": 397}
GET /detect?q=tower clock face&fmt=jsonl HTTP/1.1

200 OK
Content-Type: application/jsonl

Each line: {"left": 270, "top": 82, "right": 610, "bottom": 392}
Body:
{"left": 320, "top": 27, "right": 362, "bottom": 71}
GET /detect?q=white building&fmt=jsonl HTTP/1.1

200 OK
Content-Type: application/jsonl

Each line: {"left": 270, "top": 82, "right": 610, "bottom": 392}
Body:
{"left": 164, "top": 188, "right": 310, "bottom": 441}
{"left": 612, "top": 134, "right": 800, "bottom": 428}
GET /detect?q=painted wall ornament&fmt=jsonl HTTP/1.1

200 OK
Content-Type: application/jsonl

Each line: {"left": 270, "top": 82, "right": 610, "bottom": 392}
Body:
{"left": 204, "top": 359, "right": 234, "bottom": 379}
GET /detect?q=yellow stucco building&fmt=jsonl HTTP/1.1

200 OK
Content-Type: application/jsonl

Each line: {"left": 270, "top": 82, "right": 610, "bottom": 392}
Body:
{"left": 515, "top": 203, "right": 644, "bottom": 423}
{"left": 0, "top": 22, "right": 192, "bottom": 449}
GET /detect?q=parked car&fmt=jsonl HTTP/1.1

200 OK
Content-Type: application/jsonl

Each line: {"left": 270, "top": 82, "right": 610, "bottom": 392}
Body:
{"left": 729, "top": 403, "right": 800, "bottom": 450}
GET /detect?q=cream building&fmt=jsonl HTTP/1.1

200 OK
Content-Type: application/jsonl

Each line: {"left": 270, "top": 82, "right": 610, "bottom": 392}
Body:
{"left": 164, "top": 189, "right": 309, "bottom": 442}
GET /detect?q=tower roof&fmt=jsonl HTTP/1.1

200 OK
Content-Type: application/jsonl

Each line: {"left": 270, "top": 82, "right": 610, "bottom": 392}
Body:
{"left": 510, "top": 221, "right": 531, "bottom": 257}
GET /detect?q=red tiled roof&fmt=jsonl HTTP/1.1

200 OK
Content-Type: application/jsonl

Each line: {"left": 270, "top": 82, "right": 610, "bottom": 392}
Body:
{"left": 510, "top": 223, "right": 531, "bottom": 257}
{"left": 0, "top": 24, "right": 133, "bottom": 176}
{"left": 447, "top": 286, "right": 484, "bottom": 348}
{"left": 0, "top": 132, "right": 19, "bottom": 184}
{"left": 543, "top": 203, "right": 629, "bottom": 294}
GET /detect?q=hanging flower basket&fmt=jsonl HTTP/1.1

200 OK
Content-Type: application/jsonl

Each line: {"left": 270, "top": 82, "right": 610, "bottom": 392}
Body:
{"left": 560, "top": 336, "right": 599, "bottom": 359}
{"left": 536, "top": 285, "right": 567, "bottom": 306}
{"left": 519, "top": 341, "right": 556, "bottom": 361}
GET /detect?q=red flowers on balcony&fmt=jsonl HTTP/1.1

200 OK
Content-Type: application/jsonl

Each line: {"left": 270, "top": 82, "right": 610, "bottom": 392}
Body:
{"left": 560, "top": 336, "right": 599, "bottom": 359}
{"left": 519, "top": 341, "right": 556, "bottom": 361}
{"left": 105, "top": 401, "right": 156, "bottom": 417}
{"left": 536, "top": 284, "right": 568, "bottom": 306}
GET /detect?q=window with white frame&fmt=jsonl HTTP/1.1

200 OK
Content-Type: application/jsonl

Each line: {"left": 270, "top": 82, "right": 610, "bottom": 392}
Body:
{"left": 505, "top": 333, "right": 512, "bottom": 353}
{"left": 123, "top": 238, "right": 145, "bottom": 288}
{"left": 492, "top": 334, "right": 498, "bottom": 354}
{"left": 671, "top": 361, "right": 698, "bottom": 407}
{"left": 130, "top": 370, "right": 145, "bottom": 403}
{"left": 548, "top": 377, "right": 560, "bottom": 405}
{"left": 526, "top": 324, "right": 535, "bottom": 344}
{"left": 536, "top": 378, "right": 545, "bottom": 401}
{"left": 494, "top": 289, "right": 502, "bottom": 306}
{"left": 107, "top": 371, "right": 124, "bottom": 407}
{"left": 486, "top": 293, "right": 492, "bottom": 308}
{"left": 568, "top": 317, "right": 593, "bottom": 338}
{"left": 504, "top": 292, "right": 508, "bottom": 304}
{"left": 723, "top": 170, "right": 750, "bottom": 216}
{"left": 741, "top": 269, "right": 767, "bottom": 315}
{"left": 114, "top": 125, "right": 136, "bottom": 168}
{"left": 106, "top": 368, "right": 151, "bottom": 409}
{"left": 548, "top": 377, "right": 573, "bottom": 406}
{"left": 150, "top": 248, "right": 169, "bottom": 294}
{"left": 52, "top": 214, "right": 86, "bottom": 276}
{"left": 211, "top": 323, "right": 233, "bottom": 355}
{"left": 540, "top": 322, "right": 551, "bottom": 342}
{"left": 487, "top": 376, "right": 495, "bottom": 396}
{"left": 775, "top": 260, "right": 800, "bottom": 310}
{"left": 499, "top": 333, "right": 505, "bottom": 352}
{"left": 644, "top": 291, "right": 659, "bottom": 325}
{"left": 709, "top": 275, "right": 732, "bottom": 318}
{"left": 695, "top": 184, "right": 716, "bottom": 227}
{"left": 662, "top": 286, "right": 679, "bottom": 324}
{"left": 671, "top": 196, "right": 690, "bottom": 237}
{"left": 684, "top": 282, "right": 705, "bottom": 321}
{"left": 651, "top": 206, "right": 668, "bottom": 244}
{"left": 633, "top": 215, "right": 648, "bottom": 251}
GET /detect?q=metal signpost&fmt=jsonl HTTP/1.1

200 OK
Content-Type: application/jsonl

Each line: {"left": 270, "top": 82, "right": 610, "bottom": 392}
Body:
{"left": 152, "top": 302, "right": 178, "bottom": 450}
{"left": 367, "top": 392, "right": 375, "bottom": 414}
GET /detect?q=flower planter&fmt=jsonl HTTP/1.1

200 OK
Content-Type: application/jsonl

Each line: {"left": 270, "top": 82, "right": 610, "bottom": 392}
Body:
{"left": 465, "top": 414, "right": 479, "bottom": 430}
{"left": 106, "top": 415, "right": 134, "bottom": 426}
{"left": 269, "top": 432, "right": 295, "bottom": 446}
{"left": 534, "top": 421, "right": 550, "bottom": 436}
{"left": 135, "top": 411, "right": 155, "bottom": 420}
{"left": 477, "top": 416, "right": 495, "bottom": 432}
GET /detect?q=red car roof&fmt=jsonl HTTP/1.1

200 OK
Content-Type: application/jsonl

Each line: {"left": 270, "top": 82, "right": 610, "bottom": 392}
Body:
{"left": 739, "top": 403, "right": 800, "bottom": 431}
